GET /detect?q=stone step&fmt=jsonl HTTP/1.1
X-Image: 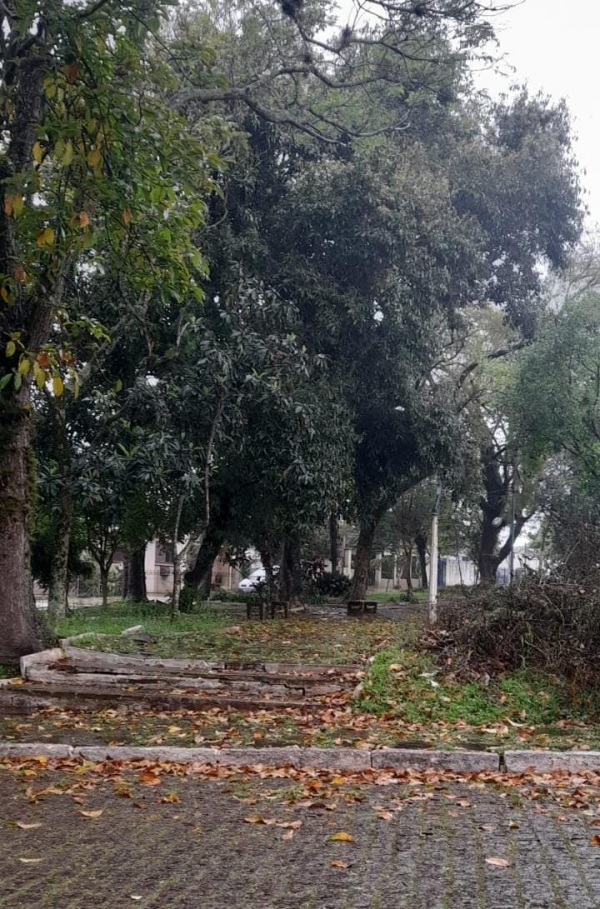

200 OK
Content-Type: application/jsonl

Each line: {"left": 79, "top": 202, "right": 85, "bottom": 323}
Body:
{"left": 26, "top": 667, "right": 341, "bottom": 698}
{"left": 46, "top": 659, "right": 359, "bottom": 688}
{"left": 0, "top": 680, "right": 322, "bottom": 712}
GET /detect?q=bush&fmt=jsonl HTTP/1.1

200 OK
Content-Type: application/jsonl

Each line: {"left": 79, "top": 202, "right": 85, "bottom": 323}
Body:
{"left": 313, "top": 571, "right": 351, "bottom": 598}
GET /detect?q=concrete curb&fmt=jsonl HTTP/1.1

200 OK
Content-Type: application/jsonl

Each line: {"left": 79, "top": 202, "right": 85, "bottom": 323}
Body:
{"left": 503, "top": 750, "right": 600, "bottom": 773}
{"left": 0, "top": 742, "right": 495, "bottom": 771}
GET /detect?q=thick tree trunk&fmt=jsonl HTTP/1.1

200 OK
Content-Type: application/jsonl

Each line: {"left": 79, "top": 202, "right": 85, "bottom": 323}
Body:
{"left": 329, "top": 512, "right": 339, "bottom": 572}
{"left": 183, "top": 524, "right": 225, "bottom": 596}
{"left": 279, "top": 530, "right": 302, "bottom": 606}
{"left": 0, "top": 408, "right": 44, "bottom": 663}
{"left": 125, "top": 546, "right": 147, "bottom": 601}
{"left": 349, "top": 519, "right": 377, "bottom": 601}
{"left": 48, "top": 405, "right": 73, "bottom": 624}
{"left": 415, "top": 532, "right": 428, "bottom": 589}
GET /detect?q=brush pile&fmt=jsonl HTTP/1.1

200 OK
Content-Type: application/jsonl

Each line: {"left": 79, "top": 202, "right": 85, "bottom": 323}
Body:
{"left": 429, "top": 575, "right": 600, "bottom": 685}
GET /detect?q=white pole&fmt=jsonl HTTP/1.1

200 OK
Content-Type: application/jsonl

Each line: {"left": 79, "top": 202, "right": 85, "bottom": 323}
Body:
{"left": 428, "top": 482, "right": 443, "bottom": 627}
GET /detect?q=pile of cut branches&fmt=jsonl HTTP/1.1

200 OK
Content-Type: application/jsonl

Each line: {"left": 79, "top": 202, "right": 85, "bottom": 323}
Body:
{"left": 431, "top": 576, "right": 600, "bottom": 686}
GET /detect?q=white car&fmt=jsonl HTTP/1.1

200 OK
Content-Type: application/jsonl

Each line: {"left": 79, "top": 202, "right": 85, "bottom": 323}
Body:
{"left": 238, "top": 567, "right": 278, "bottom": 592}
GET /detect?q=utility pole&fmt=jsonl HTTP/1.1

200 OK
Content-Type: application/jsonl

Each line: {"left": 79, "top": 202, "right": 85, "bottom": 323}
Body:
{"left": 428, "top": 481, "right": 443, "bottom": 627}
{"left": 509, "top": 477, "right": 516, "bottom": 585}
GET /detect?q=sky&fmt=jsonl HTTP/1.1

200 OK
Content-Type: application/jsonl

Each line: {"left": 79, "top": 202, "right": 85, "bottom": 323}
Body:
{"left": 477, "top": 0, "right": 600, "bottom": 227}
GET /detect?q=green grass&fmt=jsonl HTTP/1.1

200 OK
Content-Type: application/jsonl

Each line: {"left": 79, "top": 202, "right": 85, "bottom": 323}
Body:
{"left": 366, "top": 590, "right": 427, "bottom": 603}
{"left": 358, "top": 648, "right": 585, "bottom": 728}
{"left": 0, "top": 665, "right": 20, "bottom": 679}
{"left": 55, "top": 600, "right": 237, "bottom": 640}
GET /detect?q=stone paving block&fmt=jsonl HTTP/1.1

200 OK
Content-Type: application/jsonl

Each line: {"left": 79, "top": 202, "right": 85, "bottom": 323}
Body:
{"left": 74, "top": 745, "right": 221, "bottom": 763}
{"left": 296, "top": 747, "right": 371, "bottom": 771}
{"left": 0, "top": 742, "right": 72, "bottom": 759}
{"left": 504, "top": 750, "right": 600, "bottom": 773}
{"left": 371, "top": 748, "right": 500, "bottom": 772}
{"left": 213, "top": 746, "right": 302, "bottom": 767}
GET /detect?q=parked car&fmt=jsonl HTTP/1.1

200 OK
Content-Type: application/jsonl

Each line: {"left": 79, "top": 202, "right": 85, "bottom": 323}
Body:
{"left": 238, "top": 566, "right": 279, "bottom": 592}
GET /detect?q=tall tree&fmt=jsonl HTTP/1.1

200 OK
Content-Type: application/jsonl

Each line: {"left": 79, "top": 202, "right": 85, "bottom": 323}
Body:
{"left": 0, "top": 0, "right": 215, "bottom": 661}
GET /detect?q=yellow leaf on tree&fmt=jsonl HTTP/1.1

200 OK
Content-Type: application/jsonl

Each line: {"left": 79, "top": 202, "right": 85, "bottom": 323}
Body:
{"left": 52, "top": 375, "right": 64, "bottom": 397}
{"left": 36, "top": 228, "right": 55, "bottom": 248}
{"left": 1, "top": 287, "right": 10, "bottom": 303}
{"left": 329, "top": 831, "right": 354, "bottom": 843}
{"left": 87, "top": 148, "right": 102, "bottom": 168}
{"left": 5, "top": 341, "right": 16, "bottom": 357}
{"left": 18, "top": 358, "right": 31, "bottom": 376}
{"left": 33, "top": 363, "right": 46, "bottom": 389}
{"left": 32, "top": 141, "right": 44, "bottom": 164}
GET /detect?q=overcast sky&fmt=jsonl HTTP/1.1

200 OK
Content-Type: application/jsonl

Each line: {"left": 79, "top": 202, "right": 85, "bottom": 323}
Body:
{"left": 477, "top": 0, "right": 600, "bottom": 227}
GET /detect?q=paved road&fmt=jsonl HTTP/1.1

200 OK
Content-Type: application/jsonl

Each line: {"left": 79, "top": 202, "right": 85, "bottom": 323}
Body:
{"left": 1, "top": 763, "right": 600, "bottom": 909}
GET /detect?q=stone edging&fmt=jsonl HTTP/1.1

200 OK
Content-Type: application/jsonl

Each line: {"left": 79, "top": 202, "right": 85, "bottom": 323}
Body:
{"left": 1, "top": 742, "right": 600, "bottom": 774}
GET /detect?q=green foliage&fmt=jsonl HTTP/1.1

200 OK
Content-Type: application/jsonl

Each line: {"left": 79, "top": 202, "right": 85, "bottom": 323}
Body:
{"left": 359, "top": 649, "right": 567, "bottom": 726}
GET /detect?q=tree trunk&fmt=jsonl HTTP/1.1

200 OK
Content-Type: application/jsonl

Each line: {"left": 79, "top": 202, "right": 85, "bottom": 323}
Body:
{"left": 47, "top": 404, "right": 73, "bottom": 624}
{"left": 184, "top": 524, "right": 225, "bottom": 595}
{"left": 329, "top": 512, "right": 339, "bottom": 572}
{"left": 279, "top": 530, "right": 302, "bottom": 606}
{"left": 415, "top": 532, "right": 428, "bottom": 589}
{"left": 100, "top": 566, "right": 109, "bottom": 607}
{"left": 125, "top": 546, "right": 147, "bottom": 601}
{"left": 258, "top": 545, "right": 276, "bottom": 602}
{"left": 0, "top": 408, "right": 44, "bottom": 663}
{"left": 404, "top": 544, "right": 413, "bottom": 593}
{"left": 349, "top": 519, "right": 377, "bottom": 601}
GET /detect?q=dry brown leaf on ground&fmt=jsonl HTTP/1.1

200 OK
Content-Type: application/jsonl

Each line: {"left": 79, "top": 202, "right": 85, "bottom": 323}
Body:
{"left": 589, "top": 835, "right": 600, "bottom": 846}
{"left": 19, "top": 858, "right": 42, "bottom": 864}
{"left": 79, "top": 809, "right": 104, "bottom": 819}
{"left": 138, "top": 771, "right": 161, "bottom": 786}
{"left": 330, "top": 860, "right": 351, "bottom": 869}
{"left": 15, "top": 822, "right": 42, "bottom": 830}
{"left": 485, "top": 857, "right": 510, "bottom": 867}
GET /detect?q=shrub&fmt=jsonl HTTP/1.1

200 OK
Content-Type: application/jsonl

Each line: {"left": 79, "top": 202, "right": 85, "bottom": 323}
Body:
{"left": 313, "top": 571, "right": 351, "bottom": 598}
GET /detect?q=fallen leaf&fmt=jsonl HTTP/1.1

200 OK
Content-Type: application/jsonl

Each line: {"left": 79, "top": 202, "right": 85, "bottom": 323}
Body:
{"left": 330, "top": 831, "right": 354, "bottom": 843}
{"left": 330, "top": 860, "right": 350, "bottom": 869}
{"left": 508, "top": 821, "right": 520, "bottom": 829}
{"left": 15, "top": 822, "right": 42, "bottom": 830}
{"left": 590, "top": 835, "right": 600, "bottom": 846}
{"left": 276, "top": 821, "right": 303, "bottom": 830}
{"left": 282, "top": 829, "right": 295, "bottom": 840}
{"left": 130, "top": 896, "right": 143, "bottom": 901}
{"left": 19, "top": 858, "right": 42, "bottom": 864}
{"left": 139, "top": 772, "right": 161, "bottom": 786}
{"left": 485, "top": 857, "right": 510, "bottom": 867}
{"left": 79, "top": 809, "right": 104, "bottom": 819}
{"left": 161, "top": 793, "right": 180, "bottom": 804}
{"left": 244, "top": 815, "right": 266, "bottom": 824}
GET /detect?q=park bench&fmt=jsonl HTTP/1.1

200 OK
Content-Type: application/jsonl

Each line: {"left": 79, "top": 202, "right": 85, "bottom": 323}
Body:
{"left": 246, "top": 599, "right": 290, "bottom": 620}
{"left": 347, "top": 600, "right": 378, "bottom": 616}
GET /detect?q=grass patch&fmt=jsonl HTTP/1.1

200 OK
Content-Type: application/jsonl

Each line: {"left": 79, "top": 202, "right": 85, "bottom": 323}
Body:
{"left": 358, "top": 649, "right": 591, "bottom": 728}
{"left": 59, "top": 608, "right": 419, "bottom": 664}
{"left": 0, "top": 664, "right": 20, "bottom": 679}
{"left": 55, "top": 600, "right": 237, "bottom": 641}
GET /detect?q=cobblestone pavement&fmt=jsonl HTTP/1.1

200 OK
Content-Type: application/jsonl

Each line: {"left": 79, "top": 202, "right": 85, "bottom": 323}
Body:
{"left": 2, "top": 764, "right": 600, "bottom": 909}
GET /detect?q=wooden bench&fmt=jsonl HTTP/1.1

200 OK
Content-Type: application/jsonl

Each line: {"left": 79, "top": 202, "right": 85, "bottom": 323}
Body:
{"left": 347, "top": 600, "right": 378, "bottom": 616}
